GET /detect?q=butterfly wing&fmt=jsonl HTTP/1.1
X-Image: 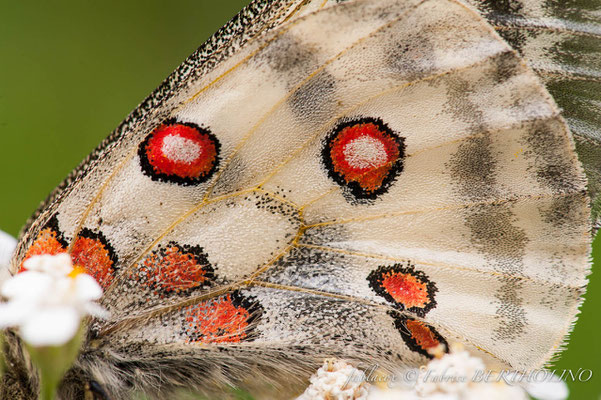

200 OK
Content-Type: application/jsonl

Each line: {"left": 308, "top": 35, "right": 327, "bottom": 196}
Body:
{"left": 465, "top": 0, "right": 601, "bottom": 230}
{"left": 11, "top": 0, "right": 591, "bottom": 398}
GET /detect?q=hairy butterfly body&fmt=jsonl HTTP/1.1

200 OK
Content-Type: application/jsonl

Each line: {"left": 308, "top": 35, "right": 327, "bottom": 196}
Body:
{"left": 2, "top": 0, "right": 599, "bottom": 398}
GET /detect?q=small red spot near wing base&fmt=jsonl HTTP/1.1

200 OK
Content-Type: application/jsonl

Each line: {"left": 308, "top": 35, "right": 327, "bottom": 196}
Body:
{"left": 392, "top": 314, "right": 448, "bottom": 359}
{"left": 20, "top": 219, "right": 117, "bottom": 289}
{"left": 20, "top": 228, "right": 67, "bottom": 272}
{"left": 183, "top": 292, "right": 261, "bottom": 344}
{"left": 139, "top": 242, "right": 214, "bottom": 296}
{"left": 71, "top": 229, "right": 117, "bottom": 289}
{"left": 20, "top": 217, "right": 68, "bottom": 272}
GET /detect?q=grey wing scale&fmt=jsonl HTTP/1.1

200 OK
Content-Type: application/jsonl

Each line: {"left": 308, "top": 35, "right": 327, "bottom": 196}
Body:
{"left": 466, "top": 0, "right": 601, "bottom": 230}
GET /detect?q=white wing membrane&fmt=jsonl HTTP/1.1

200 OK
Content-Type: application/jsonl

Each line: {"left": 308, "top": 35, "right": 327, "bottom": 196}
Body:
{"left": 209, "top": 0, "right": 511, "bottom": 197}
{"left": 300, "top": 117, "right": 584, "bottom": 223}
{"left": 300, "top": 194, "right": 589, "bottom": 286}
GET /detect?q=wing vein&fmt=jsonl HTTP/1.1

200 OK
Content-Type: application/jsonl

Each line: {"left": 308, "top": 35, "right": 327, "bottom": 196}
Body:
{"left": 298, "top": 113, "right": 567, "bottom": 211}
{"left": 201, "top": 0, "right": 431, "bottom": 202}
{"left": 492, "top": 21, "right": 601, "bottom": 39}
{"left": 294, "top": 243, "right": 584, "bottom": 288}
{"left": 257, "top": 49, "right": 520, "bottom": 190}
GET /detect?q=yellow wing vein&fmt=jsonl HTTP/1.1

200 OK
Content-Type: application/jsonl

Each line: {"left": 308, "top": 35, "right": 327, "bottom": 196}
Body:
{"left": 65, "top": 0, "right": 312, "bottom": 255}
{"left": 294, "top": 243, "right": 583, "bottom": 289}
{"left": 303, "top": 191, "right": 581, "bottom": 229}
{"left": 98, "top": 277, "right": 534, "bottom": 370}
{"left": 104, "top": 0, "right": 431, "bottom": 294}
{"left": 200, "top": 0, "right": 431, "bottom": 202}
{"left": 256, "top": 48, "right": 525, "bottom": 191}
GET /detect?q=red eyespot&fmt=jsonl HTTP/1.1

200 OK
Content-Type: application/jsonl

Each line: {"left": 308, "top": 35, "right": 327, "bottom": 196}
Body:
{"left": 183, "top": 291, "right": 262, "bottom": 344}
{"left": 20, "top": 219, "right": 116, "bottom": 289}
{"left": 20, "top": 217, "right": 67, "bottom": 272}
{"left": 139, "top": 242, "right": 214, "bottom": 296}
{"left": 139, "top": 120, "right": 220, "bottom": 185}
{"left": 323, "top": 118, "right": 405, "bottom": 199}
{"left": 70, "top": 229, "right": 117, "bottom": 289}
{"left": 368, "top": 264, "right": 437, "bottom": 317}
{"left": 392, "top": 315, "right": 448, "bottom": 359}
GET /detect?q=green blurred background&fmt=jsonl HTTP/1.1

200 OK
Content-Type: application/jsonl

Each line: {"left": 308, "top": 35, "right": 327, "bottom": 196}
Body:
{"left": 0, "top": 1, "right": 599, "bottom": 399}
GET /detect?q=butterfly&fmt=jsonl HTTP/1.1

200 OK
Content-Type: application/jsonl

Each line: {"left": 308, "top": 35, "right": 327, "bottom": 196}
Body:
{"left": 2, "top": 0, "right": 599, "bottom": 398}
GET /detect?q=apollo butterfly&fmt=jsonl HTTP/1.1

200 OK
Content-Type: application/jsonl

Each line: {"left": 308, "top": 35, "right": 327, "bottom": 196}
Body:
{"left": 2, "top": 0, "right": 599, "bottom": 399}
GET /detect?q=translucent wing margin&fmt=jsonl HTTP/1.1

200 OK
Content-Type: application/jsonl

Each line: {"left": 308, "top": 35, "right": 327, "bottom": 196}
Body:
{"left": 465, "top": 0, "right": 601, "bottom": 230}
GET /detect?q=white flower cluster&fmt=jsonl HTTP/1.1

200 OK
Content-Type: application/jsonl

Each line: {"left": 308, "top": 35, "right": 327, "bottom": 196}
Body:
{"left": 0, "top": 253, "right": 106, "bottom": 346}
{"left": 300, "top": 346, "right": 568, "bottom": 400}
{"left": 0, "top": 229, "right": 17, "bottom": 282}
{"left": 298, "top": 359, "right": 370, "bottom": 400}
{"left": 411, "top": 348, "right": 527, "bottom": 400}
{"left": 369, "top": 346, "right": 567, "bottom": 400}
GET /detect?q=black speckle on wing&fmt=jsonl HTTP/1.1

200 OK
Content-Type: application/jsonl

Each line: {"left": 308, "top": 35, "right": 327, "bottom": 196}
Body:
{"left": 464, "top": 204, "right": 529, "bottom": 342}
{"left": 488, "top": 51, "right": 523, "bottom": 85}
{"left": 478, "top": 0, "right": 524, "bottom": 19}
{"left": 522, "top": 118, "right": 584, "bottom": 193}
{"left": 540, "top": 192, "right": 588, "bottom": 234}
{"left": 259, "top": 33, "right": 318, "bottom": 78}
{"left": 265, "top": 246, "right": 349, "bottom": 289}
{"left": 386, "top": 33, "right": 436, "bottom": 81}
{"left": 442, "top": 74, "right": 485, "bottom": 133}
{"left": 448, "top": 134, "right": 499, "bottom": 202}
{"left": 464, "top": 204, "right": 528, "bottom": 276}
{"left": 288, "top": 69, "right": 337, "bottom": 122}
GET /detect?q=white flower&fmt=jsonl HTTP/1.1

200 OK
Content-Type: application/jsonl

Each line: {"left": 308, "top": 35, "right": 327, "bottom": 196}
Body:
{"left": 0, "top": 229, "right": 17, "bottom": 283}
{"left": 0, "top": 253, "right": 107, "bottom": 346}
{"left": 415, "top": 347, "right": 487, "bottom": 396}
{"left": 365, "top": 344, "right": 567, "bottom": 400}
{"left": 22, "top": 253, "right": 74, "bottom": 276}
{"left": 298, "top": 359, "right": 370, "bottom": 400}
{"left": 523, "top": 374, "right": 569, "bottom": 400}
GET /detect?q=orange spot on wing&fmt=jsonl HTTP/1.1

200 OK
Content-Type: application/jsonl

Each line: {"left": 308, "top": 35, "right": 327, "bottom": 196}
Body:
{"left": 406, "top": 319, "right": 441, "bottom": 350}
{"left": 391, "top": 314, "right": 448, "bottom": 358}
{"left": 381, "top": 271, "right": 429, "bottom": 309}
{"left": 139, "top": 243, "right": 213, "bottom": 295}
{"left": 71, "top": 233, "right": 115, "bottom": 289}
{"left": 184, "top": 292, "right": 260, "bottom": 344}
{"left": 20, "top": 227, "right": 67, "bottom": 272}
{"left": 368, "top": 264, "right": 437, "bottom": 317}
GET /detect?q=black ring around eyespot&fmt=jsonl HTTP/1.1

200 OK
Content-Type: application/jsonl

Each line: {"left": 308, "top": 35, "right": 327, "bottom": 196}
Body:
{"left": 321, "top": 117, "right": 406, "bottom": 201}
{"left": 390, "top": 313, "right": 449, "bottom": 359}
{"left": 138, "top": 118, "right": 221, "bottom": 186}
{"left": 367, "top": 264, "right": 438, "bottom": 317}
